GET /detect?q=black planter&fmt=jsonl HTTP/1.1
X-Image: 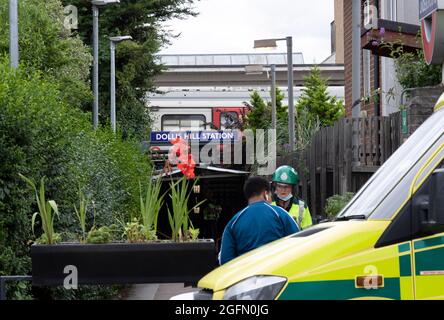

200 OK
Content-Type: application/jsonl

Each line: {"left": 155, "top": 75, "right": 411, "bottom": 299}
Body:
{"left": 31, "top": 240, "right": 218, "bottom": 287}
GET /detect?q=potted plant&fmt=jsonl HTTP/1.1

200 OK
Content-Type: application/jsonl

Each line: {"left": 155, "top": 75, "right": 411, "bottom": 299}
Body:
{"left": 27, "top": 141, "right": 218, "bottom": 287}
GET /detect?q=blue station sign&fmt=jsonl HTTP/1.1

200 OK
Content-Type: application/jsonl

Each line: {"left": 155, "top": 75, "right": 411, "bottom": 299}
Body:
{"left": 420, "top": 0, "right": 438, "bottom": 20}
{"left": 150, "top": 131, "right": 241, "bottom": 144}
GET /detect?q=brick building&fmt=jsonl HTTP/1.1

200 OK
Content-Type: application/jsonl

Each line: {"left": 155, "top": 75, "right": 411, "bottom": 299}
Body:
{"left": 333, "top": 0, "right": 422, "bottom": 117}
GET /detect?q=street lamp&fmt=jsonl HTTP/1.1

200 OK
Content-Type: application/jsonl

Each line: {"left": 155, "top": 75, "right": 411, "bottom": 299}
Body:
{"left": 91, "top": 0, "right": 120, "bottom": 130}
{"left": 244, "top": 64, "right": 277, "bottom": 130}
{"left": 9, "top": 0, "right": 19, "bottom": 68}
{"left": 254, "top": 37, "right": 295, "bottom": 152}
{"left": 109, "top": 36, "right": 132, "bottom": 134}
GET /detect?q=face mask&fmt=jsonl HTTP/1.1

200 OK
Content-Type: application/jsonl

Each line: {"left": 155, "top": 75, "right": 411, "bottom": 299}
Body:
{"left": 278, "top": 193, "right": 293, "bottom": 202}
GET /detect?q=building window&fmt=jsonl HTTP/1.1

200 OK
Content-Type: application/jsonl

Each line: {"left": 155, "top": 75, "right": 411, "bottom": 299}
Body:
{"left": 384, "top": 0, "right": 397, "bottom": 21}
{"left": 220, "top": 112, "right": 238, "bottom": 130}
{"left": 161, "top": 115, "right": 206, "bottom": 131}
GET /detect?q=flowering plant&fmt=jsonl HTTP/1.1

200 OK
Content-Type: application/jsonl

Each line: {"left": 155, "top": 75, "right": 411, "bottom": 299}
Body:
{"left": 166, "top": 137, "right": 205, "bottom": 241}
{"left": 169, "top": 137, "right": 196, "bottom": 179}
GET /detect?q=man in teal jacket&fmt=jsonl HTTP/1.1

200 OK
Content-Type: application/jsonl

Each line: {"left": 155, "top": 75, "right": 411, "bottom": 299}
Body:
{"left": 219, "top": 177, "right": 299, "bottom": 265}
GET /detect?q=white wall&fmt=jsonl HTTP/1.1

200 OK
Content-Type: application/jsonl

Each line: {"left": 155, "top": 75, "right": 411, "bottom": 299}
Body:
{"left": 380, "top": 0, "right": 419, "bottom": 115}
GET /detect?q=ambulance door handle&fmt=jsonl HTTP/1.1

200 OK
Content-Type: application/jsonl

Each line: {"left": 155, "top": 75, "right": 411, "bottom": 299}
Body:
{"left": 355, "top": 275, "right": 384, "bottom": 289}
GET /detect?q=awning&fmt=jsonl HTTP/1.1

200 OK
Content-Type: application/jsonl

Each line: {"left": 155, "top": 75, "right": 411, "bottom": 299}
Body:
{"left": 361, "top": 19, "right": 422, "bottom": 58}
{"left": 154, "top": 165, "right": 250, "bottom": 181}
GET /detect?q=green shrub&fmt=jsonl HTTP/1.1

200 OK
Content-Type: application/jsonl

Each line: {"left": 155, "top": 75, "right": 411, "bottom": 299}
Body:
{"left": 0, "top": 59, "right": 151, "bottom": 299}
{"left": 394, "top": 50, "right": 442, "bottom": 90}
{"left": 325, "top": 193, "right": 356, "bottom": 218}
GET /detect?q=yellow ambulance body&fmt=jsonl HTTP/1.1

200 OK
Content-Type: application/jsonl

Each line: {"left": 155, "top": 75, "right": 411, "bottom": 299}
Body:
{"left": 195, "top": 94, "right": 444, "bottom": 300}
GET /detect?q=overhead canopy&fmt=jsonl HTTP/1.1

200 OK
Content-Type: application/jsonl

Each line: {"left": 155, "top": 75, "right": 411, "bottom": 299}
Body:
{"left": 155, "top": 165, "right": 250, "bottom": 181}
{"left": 361, "top": 19, "right": 422, "bottom": 58}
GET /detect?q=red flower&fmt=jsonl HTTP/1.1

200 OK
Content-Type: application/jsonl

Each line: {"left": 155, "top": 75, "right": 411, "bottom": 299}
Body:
{"left": 170, "top": 137, "right": 184, "bottom": 145}
{"left": 170, "top": 137, "right": 196, "bottom": 180}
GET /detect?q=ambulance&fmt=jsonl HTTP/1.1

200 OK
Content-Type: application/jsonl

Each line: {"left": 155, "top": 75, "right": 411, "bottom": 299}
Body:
{"left": 185, "top": 94, "right": 444, "bottom": 300}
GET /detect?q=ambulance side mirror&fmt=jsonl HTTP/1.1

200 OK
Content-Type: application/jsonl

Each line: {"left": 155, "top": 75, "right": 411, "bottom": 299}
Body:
{"left": 419, "top": 169, "right": 444, "bottom": 233}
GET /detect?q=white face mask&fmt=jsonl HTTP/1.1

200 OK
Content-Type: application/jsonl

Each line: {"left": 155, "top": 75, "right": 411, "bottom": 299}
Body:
{"left": 278, "top": 193, "right": 293, "bottom": 202}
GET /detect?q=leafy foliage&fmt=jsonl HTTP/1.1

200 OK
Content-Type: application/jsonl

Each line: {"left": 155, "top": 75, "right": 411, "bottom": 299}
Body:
{"left": 0, "top": 0, "right": 93, "bottom": 109}
{"left": 244, "top": 88, "right": 287, "bottom": 131}
{"left": 139, "top": 176, "right": 165, "bottom": 240}
{"left": 393, "top": 49, "right": 442, "bottom": 90}
{"left": 296, "top": 65, "right": 345, "bottom": 127}
{"left": 0, "top": 59, "right": 151, "bottom": 299}
{"left": 86, "top": 225, "right": 119, "bottom": 244}
{"left": 19, "top": 175, "right": 61, "bottom": 245}
{"left": 61, "top": 0, "right": 199, "bottom": 139}
{"left": 167, "top": 177, "right": 205, "bottom": 242}
{"left": 325, "top": 193, "right": 356, "bottom": 218}
{"left": 122, "top": 218, "right": 149, "bottom": 243}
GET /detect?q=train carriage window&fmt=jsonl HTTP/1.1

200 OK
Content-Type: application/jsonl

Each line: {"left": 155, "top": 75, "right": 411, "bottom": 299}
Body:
{"left": 220, "top": 112, "right": 238, "bottom": 130}
{"left": 162, "top": 115, "right": 206, "bottom": 131}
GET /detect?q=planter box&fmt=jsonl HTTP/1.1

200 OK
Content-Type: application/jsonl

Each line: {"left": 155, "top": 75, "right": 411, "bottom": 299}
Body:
{"left": 31, "top": 240, "right": 218, "bottom": 287}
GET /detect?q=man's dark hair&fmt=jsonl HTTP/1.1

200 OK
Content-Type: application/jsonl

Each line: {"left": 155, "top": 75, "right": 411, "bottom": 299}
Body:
{"left": 243, "top": 177, "right": 271, "bottom": 200}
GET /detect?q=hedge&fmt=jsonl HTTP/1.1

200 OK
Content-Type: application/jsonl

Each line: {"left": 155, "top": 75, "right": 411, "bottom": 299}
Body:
{"left": 0, "top": 58, "right": 151, "bottom": 299}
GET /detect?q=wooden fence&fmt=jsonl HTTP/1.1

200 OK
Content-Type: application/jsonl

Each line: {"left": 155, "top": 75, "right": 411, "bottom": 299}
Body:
{"left": 277, "top": 112, "right": 402, "bottom": 218}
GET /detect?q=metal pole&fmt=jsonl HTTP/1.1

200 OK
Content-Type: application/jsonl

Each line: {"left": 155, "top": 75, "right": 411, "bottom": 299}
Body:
{"left": 9, "top": 0, "right": 19, "bottom": 68}
{"left": 271, "top": 64, "right": 277, "bottom": 130}
{"left": 93, "top": 5, "right": 99, "bottom": 129}
{"left": 110, "top": 41, "right": 116, "bottom": 133}
{"left": 286, "top": 36, "right": 295, "bottom": 152}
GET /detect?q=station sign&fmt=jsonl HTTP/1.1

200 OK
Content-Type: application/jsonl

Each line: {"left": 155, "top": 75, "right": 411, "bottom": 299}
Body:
{"left": 150, "top": 131, "right": 241, "bottom": 144}
{"left": 420, "top": 0, "right": 444, "bottom": 65}
{"left": 420, "top": 0, "right": 438, "bottom": 20}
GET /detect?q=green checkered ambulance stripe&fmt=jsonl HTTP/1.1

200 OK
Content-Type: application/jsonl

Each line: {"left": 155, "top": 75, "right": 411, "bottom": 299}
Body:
{"left": 414, "top": 247, "right": 444, "bottom": 276}
{"left": 398, "top": 243, "right": 412, "bottom": 277}
{"left": 278, "top": 244, "right": 414, "bottom": 300}
{"left": 414, "top": 236, "right": 444, "bottom": 250}
{"left": 398, "top": 243, "right": 411, "bottom": 253}
{"left": 278, "top": 278, "right": 401, "bottom": 300}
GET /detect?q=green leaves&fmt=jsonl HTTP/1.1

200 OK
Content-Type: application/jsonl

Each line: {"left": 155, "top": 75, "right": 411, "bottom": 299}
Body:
{"left": 0, "top": 0, "right": 92, "bottom": 109}
{"left": 167, "top": 177, "right": 206, "bottom": 242}
{"left": 325, "top": 193, "right": 355, "bottom": 218}
{"left": 74, "top": 187, "right": 91, "bottom": 243}
{"left": 139, "top": 175, "right": 165, "bottom": 240}
{"left": 19, "top": 174, "right": 60, "bottom": 245}
{"left": 296, "top": 65, "right": 345, "bottom": 127}
{"left": 393, "top": 50, "right": 442, "bottom": 90}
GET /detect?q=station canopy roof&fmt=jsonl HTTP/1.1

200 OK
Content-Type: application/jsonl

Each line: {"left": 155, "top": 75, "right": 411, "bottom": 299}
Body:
{"left": 154, "top": 165, "right": 250, "bottom": 181}
{"left": 158, "top": 53, "right": 305, "bottom": 67}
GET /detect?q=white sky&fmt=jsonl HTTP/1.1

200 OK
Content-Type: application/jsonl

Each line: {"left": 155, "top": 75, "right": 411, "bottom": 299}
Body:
{"left": 160, "top": 0, "right": 335, "bottom": 64}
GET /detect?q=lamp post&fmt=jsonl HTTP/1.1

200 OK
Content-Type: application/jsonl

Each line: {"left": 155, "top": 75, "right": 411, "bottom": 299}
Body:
{"left": 9, "top": 0, "right": 19, "bottom": 68}
{"left": 254, "top": 37, "right": 295, "bottom": 152}
{"left": 91, "top": 0, "right": 120, "bottom": 130}
{"left": 270, "top": 64, "right": 277, "bottom": 130}
{"left": 109, "top": 36, "right": 132, "bottom": 134}
{"left": 244, "top": 64, "right": 277, "bottom": 130}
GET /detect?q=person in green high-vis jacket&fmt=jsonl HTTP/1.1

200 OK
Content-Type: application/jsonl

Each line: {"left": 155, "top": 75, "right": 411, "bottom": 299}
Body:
{"left": 271, "top": 166, "right": 313, "bottom": 230}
